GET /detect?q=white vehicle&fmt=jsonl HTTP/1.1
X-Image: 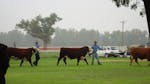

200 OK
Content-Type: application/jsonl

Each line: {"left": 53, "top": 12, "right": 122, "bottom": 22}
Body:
{"left": 97, "top": 46, "right": 121, "bottom": 57}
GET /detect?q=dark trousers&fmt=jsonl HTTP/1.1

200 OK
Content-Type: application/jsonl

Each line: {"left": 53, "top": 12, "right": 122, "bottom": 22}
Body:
{"left": 33, "top": 53, "right": 40, "bottom": 66}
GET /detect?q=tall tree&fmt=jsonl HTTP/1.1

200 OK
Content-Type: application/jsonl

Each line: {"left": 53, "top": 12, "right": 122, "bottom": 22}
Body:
{"left": 16, "top": 13, "right": 62, "bottom": 48}
{"left": 112, "top": 0, "right": 150, "bottom": 41}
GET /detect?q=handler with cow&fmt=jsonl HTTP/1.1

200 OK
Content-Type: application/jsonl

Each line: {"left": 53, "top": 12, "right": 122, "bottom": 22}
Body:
{"left": 90, "top": 41, "right": 102, "bottom": 65}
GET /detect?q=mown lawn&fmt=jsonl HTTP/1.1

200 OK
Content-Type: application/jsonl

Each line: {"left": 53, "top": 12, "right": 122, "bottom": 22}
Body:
{"left": 6, "top": 52, "right": 150, "bottom": 84}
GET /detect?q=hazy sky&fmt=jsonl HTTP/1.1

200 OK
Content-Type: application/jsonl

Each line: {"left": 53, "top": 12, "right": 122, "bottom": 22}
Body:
{"left": 0, "top": 0, "right": 148, "bottom": 33}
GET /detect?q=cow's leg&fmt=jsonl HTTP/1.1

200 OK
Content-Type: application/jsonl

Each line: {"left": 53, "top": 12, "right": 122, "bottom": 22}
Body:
{"left": 0, "top": 76, "right": 5, "bottom": 84}
{"left": 20, "top": 59, "right": 24, "bottom": 67}
{"left": 57, "top": 57, "right": 63, "bottom": 66}
{"left": 148, "top": 64, "right": 150, "bottom": 66}
{"left": 135, "top": 58, "right": 140, "bottom": 65}
{"left": 63, "top": 57, "right": 67, "bottom": 65}
{"left": 148, "top": 60, "right": 150, "bottom": 66}
{"left": 129, "top": 56, "right": 134, "bottom": 66}
{"left": 77, "top": 58, "right": 80, "bottom": 66}
{"left": 83, "top": 58, "right": 88, "bottom": 65}
{"left": 28, "top": 58, "right": 33, "bottom": 67}
{"left": 0, "top": 73, "right": 6, "bottom": 84}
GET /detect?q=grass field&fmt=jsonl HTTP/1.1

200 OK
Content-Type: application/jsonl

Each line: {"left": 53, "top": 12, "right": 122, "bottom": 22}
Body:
{"left": 6, "top": 52, "right": 150, "bottom": 84}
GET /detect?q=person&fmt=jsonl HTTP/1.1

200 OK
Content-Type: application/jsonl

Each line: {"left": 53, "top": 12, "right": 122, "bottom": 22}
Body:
{"left": 33, "top": 41, "right": 40, "bottom": 66}
{"left": 35, "top": 41, "right": 40, "bottom": 48}
{"left": 91, "top": 41, "right": 102, "bottom": 65}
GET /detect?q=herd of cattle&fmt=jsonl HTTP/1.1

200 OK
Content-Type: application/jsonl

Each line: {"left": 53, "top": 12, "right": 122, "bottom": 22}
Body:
{"left": 1, "top": 43, "right": 150, "bottom": 84}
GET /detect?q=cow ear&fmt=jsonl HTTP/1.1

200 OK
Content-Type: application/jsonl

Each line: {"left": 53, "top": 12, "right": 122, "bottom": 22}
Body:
{"left": 0, "top": 43, "right": 7, "bottom": 50}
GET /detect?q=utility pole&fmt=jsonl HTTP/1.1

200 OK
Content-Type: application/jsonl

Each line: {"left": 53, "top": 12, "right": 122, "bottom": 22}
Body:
{"left": 13, "top": 41, "right": 16, "bottom": 48}
{"left": 120, "top": 21, "right": 125, "bottom": 46}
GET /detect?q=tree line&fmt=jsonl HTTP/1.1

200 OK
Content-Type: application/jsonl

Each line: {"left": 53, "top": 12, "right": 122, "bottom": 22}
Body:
{"left": 0, "top": 28, "right": 148, "bottom": 47}
{"left": 51, "top": 28, "right": 148, "bottom": 46}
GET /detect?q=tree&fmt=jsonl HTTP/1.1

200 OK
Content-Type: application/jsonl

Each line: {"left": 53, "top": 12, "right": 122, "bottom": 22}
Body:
{"left": 7, "top": 30, "right": 24, "bottom": 47}
{"left": 16, "top": 13, "right": 62, "bottom": 48}
{"left": 124, "top": 29, "right": 147, "bottom": 45}
{"left": 112, "top": 0, "right": 150, "bottom": 40}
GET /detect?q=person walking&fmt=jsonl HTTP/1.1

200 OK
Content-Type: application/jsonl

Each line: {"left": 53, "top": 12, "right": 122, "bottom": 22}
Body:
{"left": 33, "top": 41, "right": 40, "bottom": 66}
{"left": 91, "top": 41, "right": 102, "bottom": 65}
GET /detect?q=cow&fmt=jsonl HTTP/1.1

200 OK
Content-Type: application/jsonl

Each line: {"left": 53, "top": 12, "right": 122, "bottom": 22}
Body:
{"left": 7, "top": 47, "right": 36, "bottom": 67}
{"left": 130, "top": 47, "right": 150, "bottom": 66}
{"left": 0, "top": 43, "right": 9, "bottom": 84}
{"left": 57, "top": 46, "right": 90, "bottom": 66}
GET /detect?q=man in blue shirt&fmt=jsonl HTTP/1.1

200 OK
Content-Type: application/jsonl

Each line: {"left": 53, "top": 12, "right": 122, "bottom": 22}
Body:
{"left": 91, "top": 41, "right": 102, "bottom": 65}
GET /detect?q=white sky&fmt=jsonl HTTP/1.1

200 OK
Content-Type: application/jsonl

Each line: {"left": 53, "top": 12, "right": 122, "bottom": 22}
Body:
{"left": 0, "top": 0, "right": 148, "bottom": 33}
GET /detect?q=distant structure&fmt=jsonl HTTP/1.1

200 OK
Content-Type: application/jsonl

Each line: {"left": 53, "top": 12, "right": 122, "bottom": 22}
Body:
{"left": 120, "top": 20, "right": 126, "bottom": 46}
{"left": 13, "top": 42, "right": 16, "bottom": 48}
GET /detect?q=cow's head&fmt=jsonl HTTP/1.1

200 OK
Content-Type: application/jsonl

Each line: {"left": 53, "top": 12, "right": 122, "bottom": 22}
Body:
{"left": 0, "top": 43, "right": 7, "bottom": 53}
{"left": 82, "top": 46, "right": 90, "bottom": 54}
{"left": 30, "top": 47, "right": 38, "bottom": 54}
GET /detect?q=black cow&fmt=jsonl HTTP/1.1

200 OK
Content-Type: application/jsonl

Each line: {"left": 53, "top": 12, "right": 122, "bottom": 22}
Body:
{"left": 0, "top": 43, "right": 9, "bottom": 84}
{"left": 7, "top": 47, "right": 36, "bottom": 67}
{"left": 57, "top": 46, "right": 90, "bottom": 66}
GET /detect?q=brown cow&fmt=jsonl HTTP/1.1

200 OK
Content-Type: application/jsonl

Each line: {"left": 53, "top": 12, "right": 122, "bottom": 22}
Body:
{"left": 7, "top": 47, "right": 36, "bottom": 67}
{"left": 130, "top": 47, "right": 150, "bottom": 66}
{"left": 0, "top": 43, "right": 9, "bottom": 84}
{"left": 57, "top": 46, "right": 90, "bottom": 66}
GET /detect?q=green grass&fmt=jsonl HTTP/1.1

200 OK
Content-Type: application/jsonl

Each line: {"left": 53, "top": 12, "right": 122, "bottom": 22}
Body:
{"left": 6, "top": 52, "right": 150, "bottom": 84}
